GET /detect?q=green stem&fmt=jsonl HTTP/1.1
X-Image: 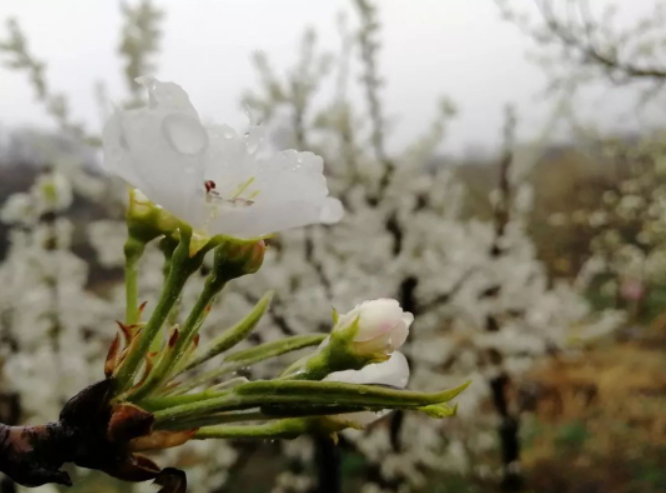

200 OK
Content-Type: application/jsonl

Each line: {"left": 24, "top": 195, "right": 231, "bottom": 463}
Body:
{"left": 129, "top": 277, "right": 224, "bottom": 402}
{"left": 171, "top": 278, "right": 225, "bottom": 369}
{"left": 160, "top": 236, "right": 180, "bottom": 329}
{"left": 115, "top": 230, "right": 200, "bottom": 393}
{"left": 165, "top": 362, "right": 242, "bottom": 396}
{"left": 124, "top": 237, "right": 146, "bottom": 325}
{"left": 182, "top": 291, "right": 274, "bottom": 373}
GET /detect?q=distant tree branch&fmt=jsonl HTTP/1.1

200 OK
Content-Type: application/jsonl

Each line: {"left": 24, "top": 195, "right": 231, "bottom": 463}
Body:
{"left": 497, "top": 0, "right": 666, "bottom": 97}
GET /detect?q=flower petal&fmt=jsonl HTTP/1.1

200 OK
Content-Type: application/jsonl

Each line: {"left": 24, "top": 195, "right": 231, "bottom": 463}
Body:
{"left": 319, "top": 198, "right": 344, "bottom": 224}
{"left": 323, "top": 351, "right": 410, "bottom": 388}
{"left": 161, "top": 114, "right": 209, "bottom": 156}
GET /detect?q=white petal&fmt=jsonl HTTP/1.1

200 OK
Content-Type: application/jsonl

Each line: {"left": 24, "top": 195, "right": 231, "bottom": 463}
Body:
{"left": 162, "top": 114, "right": 209, "bottom": 156}
{"left": 137, "top": 76, "right": 198, "bottom": 114}
{"left": 323, "top": 351, "right": 410, "bottom": 388}
{"left": 206, "top": 201, "right": 322, "bottom": 239}
{"left": 101, "top": 110, "right": 145, "bottom": 188}
{"left": 319, "top": 198, "right": 344, "bottom": 224}
{"left": 338, "top": 410, "right": 388, "bottom": 428}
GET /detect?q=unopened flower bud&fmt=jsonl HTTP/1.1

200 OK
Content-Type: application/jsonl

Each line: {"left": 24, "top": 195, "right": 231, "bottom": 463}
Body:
{"left": 333, "top": 299, "right": 413, "bottom": 361}
{"left": 283, "top": 299, "right": 413, "bottom": 380}
{"left": 212, "top": 239, "right": 266, "bottom": 282}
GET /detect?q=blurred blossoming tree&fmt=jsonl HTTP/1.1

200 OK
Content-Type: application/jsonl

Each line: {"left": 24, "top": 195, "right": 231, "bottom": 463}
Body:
{"left": 232, "top": 2, "right": 622, "bottom": 492}
{"left": 497, "top": 0, "right": 666, "bottom": 325}
{"left": 0, "top": 1, "right": 633, "bottom": 493}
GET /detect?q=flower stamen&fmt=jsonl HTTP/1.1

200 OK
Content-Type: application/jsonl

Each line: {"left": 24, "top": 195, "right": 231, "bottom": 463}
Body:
{"left": 231, "top": 177, "right": 256, "bottom": 200}
{"left": 204, "top": 180, "right": 217, "bottom": 194}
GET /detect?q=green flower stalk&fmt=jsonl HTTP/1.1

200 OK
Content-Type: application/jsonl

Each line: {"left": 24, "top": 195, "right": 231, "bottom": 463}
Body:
{"left": 127, "top": 239, "right": 266, "bottom": 401}
{"left": 113, "top": 226, "right": 206, "bottom": 393}
{"left": 123, "top": 188, "right": 180, "bottom": 325}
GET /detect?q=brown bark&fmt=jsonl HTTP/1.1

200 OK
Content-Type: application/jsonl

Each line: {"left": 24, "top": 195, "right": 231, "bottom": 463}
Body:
{"left": 0, "top": 379, "right": 186, "bottom": 492}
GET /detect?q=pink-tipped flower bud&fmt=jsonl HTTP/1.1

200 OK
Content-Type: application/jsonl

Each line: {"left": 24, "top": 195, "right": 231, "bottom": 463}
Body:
{"left": 333, "top": 299, "right": 413, "bottom": 360}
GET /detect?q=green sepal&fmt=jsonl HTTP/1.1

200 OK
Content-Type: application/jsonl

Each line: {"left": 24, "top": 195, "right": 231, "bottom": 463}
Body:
{"left": 332, "top": 307, "right": 339, "bottom": 324}
{"left": 225, "top": 334, "right": 326, "bottom": 365}
{"left": 126, "top": 188, "right": 179, "bottom": 244}
{"left": 281, "top": 316, "right": 385, "bottom": 381}
{"left": 167, "top": 334, "right": 326, "bottom": 396}
{"left": 194, "top": 416, "right": 348, "bottom": 441}
{"left": 418, "top": 402, "right": 458, "bottom": 418}
{"left": 183, "top": 291, "right": 274, "bottom": 372}
{"left": 140, "top": 389, "right": 228, "bottom": 413}
{"left": 153, "top": 379, "right": 472, "bottom": 425}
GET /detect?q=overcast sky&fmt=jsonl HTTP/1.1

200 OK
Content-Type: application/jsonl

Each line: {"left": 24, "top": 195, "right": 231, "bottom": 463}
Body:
{"left": 0, "top": 0, "right": 662, "bottom": 156}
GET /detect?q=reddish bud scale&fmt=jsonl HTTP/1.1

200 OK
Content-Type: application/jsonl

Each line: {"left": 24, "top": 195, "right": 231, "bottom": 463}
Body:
{"left": 116, "top": 321, "right": 140, "bottom": 346}
{"left": 107, "top": 404, "right": 154, "bottom": 444}
{"left": 105, "top": 334, "right": 122, "bottom": 377}
{"left": 138, "top": 301, "right": 148, "bottom": 315}
{"left": 131, "top": 355, "right": 156, "bottom": 391}
{"left": 130, "top": 429, "right": 198, "bottom": 452}
{"left": 168, "top": 328, "right": 180, "bottom": 348}
{"left": 111, "top": 454, "right": 161, "bottom": 482}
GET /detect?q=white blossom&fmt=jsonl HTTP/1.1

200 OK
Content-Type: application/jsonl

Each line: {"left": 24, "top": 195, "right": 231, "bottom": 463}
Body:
{"left": 102, "top": 77, "right": 343, "bottom": 239}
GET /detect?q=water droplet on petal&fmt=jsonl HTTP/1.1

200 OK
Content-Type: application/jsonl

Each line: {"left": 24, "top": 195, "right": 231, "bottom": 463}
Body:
{"left": 162, "top": 113, "right": 209, "bottom": 156}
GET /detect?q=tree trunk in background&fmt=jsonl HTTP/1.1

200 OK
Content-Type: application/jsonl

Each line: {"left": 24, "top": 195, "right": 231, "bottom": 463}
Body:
{"left": 486, "top": 114, "right": 523, "bottom": 492}
{"left": 489, "top": 374, "right": 522, "bottom": 492}
{"left": 314, "top": 436, "right": 341, "bottom": 493}
{"left": 0, "top": 393, "right": 20, "bottom": 493}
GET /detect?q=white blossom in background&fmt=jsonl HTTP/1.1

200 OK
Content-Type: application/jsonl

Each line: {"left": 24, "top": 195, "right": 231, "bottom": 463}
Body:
{"left": 0, "top": 173, "right": 110, "bottom": 422}
{"left": 550, "top": 135, "right": 666, "bottom": 323}
{"left": 230, "top": 150, "right": 621, "bottom": 490}
{"left": 230, "top": 44, "right": 625, "bottom": 485}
